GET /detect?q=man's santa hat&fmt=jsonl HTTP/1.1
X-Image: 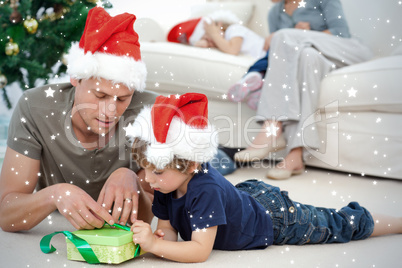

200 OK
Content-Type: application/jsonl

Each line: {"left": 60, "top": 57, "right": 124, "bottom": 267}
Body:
{"left": 126, "top": 93, "right": 218, "bottom": 169}
{"left": 167, "top": 10, "right": 241, "bottom": 45}
{"left": 67, "top": 7, "right": 146, "bottom": 91}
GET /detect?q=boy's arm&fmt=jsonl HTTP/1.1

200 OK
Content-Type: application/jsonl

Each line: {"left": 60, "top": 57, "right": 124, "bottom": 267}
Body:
{"left": 155, "top": 219, "right": 178, "bottom": 241}
{"left": 132, "top": 220, "right": 218, "bottom": 263}
{"left": 203, "top": 22, "right": 242, "bottom": 55}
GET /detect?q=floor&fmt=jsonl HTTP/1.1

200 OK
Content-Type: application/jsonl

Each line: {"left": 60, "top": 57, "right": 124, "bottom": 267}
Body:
{"left": 0, "top": 161, "right": 401, "bottom": 268}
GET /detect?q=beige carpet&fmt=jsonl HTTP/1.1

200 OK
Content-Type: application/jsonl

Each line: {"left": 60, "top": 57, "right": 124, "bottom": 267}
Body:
{"left": 0, "top": 164, "right": 401, "bottom": 267}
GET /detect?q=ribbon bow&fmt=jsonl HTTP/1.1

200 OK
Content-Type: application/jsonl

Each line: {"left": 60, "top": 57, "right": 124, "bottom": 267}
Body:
{"left": 40, "top": 222, "right": 141, "bottom": 264}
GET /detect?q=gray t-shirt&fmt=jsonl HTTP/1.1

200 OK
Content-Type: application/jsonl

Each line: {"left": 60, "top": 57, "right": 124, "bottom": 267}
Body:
{"left": 7, "top": 83, "right": 157, "bottom": 200}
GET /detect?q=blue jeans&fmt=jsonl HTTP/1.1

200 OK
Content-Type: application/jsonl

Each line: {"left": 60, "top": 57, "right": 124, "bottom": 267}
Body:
{"left": 247, "top": 50, "right": 269, "bottom": 74}
{"left": 235, "top": 180, "right": 374, "bottom": 245}
{"left": 208, "top": 149, "right": 237, "bottom": 176}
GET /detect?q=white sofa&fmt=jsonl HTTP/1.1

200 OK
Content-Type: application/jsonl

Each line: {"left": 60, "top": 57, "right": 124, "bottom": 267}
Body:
{"left": 135, "top": 0, "right": 402, "bottom": 180}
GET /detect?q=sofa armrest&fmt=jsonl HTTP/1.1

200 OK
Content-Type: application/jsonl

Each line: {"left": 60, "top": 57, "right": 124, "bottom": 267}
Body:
{"left": 134, "top": 18, "right": 166, "bottom": 42}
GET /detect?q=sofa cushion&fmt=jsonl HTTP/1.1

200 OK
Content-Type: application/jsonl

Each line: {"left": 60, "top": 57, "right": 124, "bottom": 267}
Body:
{"left": 319, "top": 55, "right": 402, "bottom": 113}
{"left": 306, "top": 111, "right": 402, "bottom": 180}
{"left": 141, "top": 42, "right": 255, "bottom": 97}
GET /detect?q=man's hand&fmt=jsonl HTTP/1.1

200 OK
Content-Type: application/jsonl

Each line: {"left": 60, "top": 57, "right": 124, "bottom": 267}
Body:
{"left": 97, "top": 168, "right": 139, "bottom": 225}
{"left": 132, "top": 220, "right": 156, "bottom": 252}
{"left": 0, "top": 147, "right": 114, "bottom": 231}
{"left": 53, "top": 183, "right": 114, "bottom": 230}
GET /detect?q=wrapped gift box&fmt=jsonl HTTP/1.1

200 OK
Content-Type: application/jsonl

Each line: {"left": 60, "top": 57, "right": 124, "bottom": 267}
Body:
{"left": 66, "top": 225, "right": 144, "bottom": 264}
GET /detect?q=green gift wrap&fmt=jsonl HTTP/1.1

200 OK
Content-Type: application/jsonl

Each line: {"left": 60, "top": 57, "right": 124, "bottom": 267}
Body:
{"left": 66, "top": 226, "right": 145, "bottom": 264}
{"left": 40, "top": 224, "right": 144, "bottom": 264}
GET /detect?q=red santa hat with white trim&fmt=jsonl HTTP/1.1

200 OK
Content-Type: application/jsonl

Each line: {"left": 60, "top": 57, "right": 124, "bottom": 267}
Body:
{"left": 66, "top": 7, "right": 146, "bottom": 91}
{"left": 125, "top": 93, "right": 218, "bottom": 169}
{"left": 167, "top": 10, "right": 241, "bottom": 45}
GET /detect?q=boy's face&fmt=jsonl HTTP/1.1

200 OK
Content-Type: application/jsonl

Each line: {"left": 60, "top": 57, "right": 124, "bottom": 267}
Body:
{"left": 71, "top": 77, "right": 134, "bottom": 136}
{"left": 144, "top": 167, "right": 194, "bottom": 196}
{"left": 201, "top": 35, "right": 217, "bottom": 48}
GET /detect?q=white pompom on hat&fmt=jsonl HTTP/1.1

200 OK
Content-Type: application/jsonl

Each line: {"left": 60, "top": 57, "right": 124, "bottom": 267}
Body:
{"left": 66, "top": 7, "right": 147, "bottom": 91}
{"left": 207, "top": 10, "right": 241, "bottom": 25}
{"left": 126, "top": 93, "right": 218, "bottom": 169}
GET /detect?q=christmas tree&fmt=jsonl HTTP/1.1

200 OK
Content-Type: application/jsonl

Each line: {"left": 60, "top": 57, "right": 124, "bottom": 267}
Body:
{"left": 0, "top": 0, "right": 112, "bottom": 109}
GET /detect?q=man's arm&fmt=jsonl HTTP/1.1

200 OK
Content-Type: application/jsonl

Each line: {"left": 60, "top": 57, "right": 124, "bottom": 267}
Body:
{"left": 0, "top": 147, "right": 114, "bottom": 232}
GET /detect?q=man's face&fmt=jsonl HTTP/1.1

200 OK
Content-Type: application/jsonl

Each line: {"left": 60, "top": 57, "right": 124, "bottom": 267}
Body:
{"left": 71, "top": 77, "right": 134, "bottom": 136}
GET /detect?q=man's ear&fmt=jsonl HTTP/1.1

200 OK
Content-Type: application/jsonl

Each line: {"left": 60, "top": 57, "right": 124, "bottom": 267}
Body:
{"left": 70, "top": 77, "right": 78, "bottom": 86}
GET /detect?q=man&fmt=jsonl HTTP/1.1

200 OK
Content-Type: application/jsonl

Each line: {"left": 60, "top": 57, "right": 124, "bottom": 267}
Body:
{"left": 0, "top": 7, "right": 155, "bottom": 232}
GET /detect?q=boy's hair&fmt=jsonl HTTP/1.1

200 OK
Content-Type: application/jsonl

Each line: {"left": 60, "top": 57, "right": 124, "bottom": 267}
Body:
{"left": 131, "top": 137, "right": 199, "bottom": 173}
{"left": 211, "top": 21, "right": 230, "bottom": 32}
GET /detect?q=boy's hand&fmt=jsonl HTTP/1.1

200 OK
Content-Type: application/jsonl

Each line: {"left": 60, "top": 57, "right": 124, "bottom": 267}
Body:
{"left": 203, "top": 21, "right": 222, "bottom": 38}
{"left": 153, "top": 229, "right": 165, "bottom": 240}
{"left": 194, "top": 39, "right": 209, "bottom": 48}
{"left": 132, "top": 220, "right": 156, "bottom": 252}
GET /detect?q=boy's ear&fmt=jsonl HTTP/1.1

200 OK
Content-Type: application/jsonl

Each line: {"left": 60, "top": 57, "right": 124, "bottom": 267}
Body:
{"left": 70, "top": 77, "right": 78, "bottom": 86}
{"left": 190, "top": 162, "right": 200, "bottom": 173}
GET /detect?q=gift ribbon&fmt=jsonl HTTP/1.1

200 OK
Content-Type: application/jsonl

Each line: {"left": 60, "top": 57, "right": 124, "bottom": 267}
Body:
{"left": 104, "top": 222, "right": 142, "bottom": 258}
{"left": 40, "top": 222, "right": 141, "bottom": 264}
{"left": 40, "top": 230, "right": 100, "bottom": 264}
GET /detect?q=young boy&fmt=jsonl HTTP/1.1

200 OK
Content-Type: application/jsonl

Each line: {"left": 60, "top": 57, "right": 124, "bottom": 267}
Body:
{"left": 168, "top": 10, "right": 266, "bottom": 60}
{"left": 126, "top": 93, "right": 402, "bottom": 263}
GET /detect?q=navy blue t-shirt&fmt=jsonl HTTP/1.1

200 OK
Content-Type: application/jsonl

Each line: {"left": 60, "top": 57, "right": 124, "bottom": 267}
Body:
{"left": 152, "top": 163, "right": 274, "bottom": 250}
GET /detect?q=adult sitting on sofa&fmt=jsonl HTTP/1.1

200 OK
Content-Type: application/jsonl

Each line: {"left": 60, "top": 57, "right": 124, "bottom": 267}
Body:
{"left": 233, "top": 0, "right": 373, "bottom": 180}
{"left": 135, "top": 0, "right": 402, "bottom": 180}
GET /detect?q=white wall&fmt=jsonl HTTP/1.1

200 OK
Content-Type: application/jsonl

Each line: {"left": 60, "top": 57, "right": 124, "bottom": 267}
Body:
{"left": 341, "top": 0, "right": 402, "bottom": 57}
{"left": 109, "top": 0, "right": 206, "bottom": 32}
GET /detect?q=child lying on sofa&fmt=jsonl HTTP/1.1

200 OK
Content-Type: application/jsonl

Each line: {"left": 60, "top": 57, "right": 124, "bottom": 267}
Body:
{"left": 168, "top": 10, "right": 266, "bottom": 60}
{"left": 126, "top": 93, "right": 402, "bottom": 263}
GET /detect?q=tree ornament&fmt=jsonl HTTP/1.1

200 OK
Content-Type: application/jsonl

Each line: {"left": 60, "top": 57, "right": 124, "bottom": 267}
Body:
{"left": 5, "top": 39, "right": 20, "bottom": 56}
{"left": 9, "top": 0, "right": 21, "bottom": 23}
{"left": 9, "top": 7, "right": 22, "bottom": 23}
{"left": 23, "top": 16, "right": 39, "bottom": 34}
{"left": 0, "top": 0, "right": 112, "bottom": 110}
{"left": 61, "top": 53, "right": 68, "bottom": 66}
{"left": 44, "top": 7, "right": 57, "bottom": 21}
{"left": 0, "top": 73, "right": 7, "bottom": 88}
{"left": 53, "top": 4, "right": 70, "bottom": 20}
{"left": 53, "top": 3, "right": 64, "bottom": 14}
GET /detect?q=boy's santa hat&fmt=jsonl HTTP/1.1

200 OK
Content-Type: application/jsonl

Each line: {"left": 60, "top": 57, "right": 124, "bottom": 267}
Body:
{"left": 66, "top": 7, "right": 147, "bottom": 91}
{"left": 167, "top": 10, "right": 241, "bottom": 45}
{"left": 167, "top": 17, "right": 202, "bottom": 44}
{"left": 126, "top": 93, "right": 218, "bottom": 169}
